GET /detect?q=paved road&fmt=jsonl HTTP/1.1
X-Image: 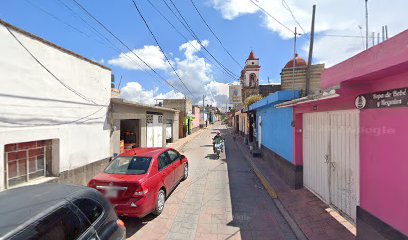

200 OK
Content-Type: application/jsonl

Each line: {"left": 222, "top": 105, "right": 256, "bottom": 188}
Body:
{"left": 125, "top": 125, "right": 296, "bottom": 240}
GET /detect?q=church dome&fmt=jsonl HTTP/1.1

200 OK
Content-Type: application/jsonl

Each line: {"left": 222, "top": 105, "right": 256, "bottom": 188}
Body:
{"left": 284, "top": 54, "right": 307, "bottom": 68}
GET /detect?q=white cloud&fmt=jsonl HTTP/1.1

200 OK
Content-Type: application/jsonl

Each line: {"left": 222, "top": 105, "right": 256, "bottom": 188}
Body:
{"left": 208, "top": 0, "right": 408, "bottom": 66}
{"left": 118, "top": 40, "right": 229, "bottom": 108}
{"left": 108, "top": 45, "right": 169, "bottom": 70}
{"left": 120, "top": 82, "right": 157, "bottom": 105}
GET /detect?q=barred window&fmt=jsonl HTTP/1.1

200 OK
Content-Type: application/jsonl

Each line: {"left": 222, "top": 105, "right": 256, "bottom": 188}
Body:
{"left": 158, "top": 115, "right": 163, "bottom": 123}
{"left": 147, "top": 114, "right": 153, "bottom": 124}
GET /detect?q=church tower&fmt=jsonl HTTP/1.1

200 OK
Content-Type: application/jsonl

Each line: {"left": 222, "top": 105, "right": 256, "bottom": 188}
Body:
{"left": 240, "top": 51, "right": 260, "bottom": 103}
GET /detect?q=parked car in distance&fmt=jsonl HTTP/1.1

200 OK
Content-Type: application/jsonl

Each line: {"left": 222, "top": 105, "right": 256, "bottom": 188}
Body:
{"left": 88, "top": 147, "right": 189, "bottom": 218}
{"left": 0, "top": 184, "right": 126, "bottom": 240}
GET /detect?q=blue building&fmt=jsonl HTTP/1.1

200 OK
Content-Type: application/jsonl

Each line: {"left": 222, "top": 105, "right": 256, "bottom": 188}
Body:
{"left": 249, "top": 90, "right": 302, "bottom": 189}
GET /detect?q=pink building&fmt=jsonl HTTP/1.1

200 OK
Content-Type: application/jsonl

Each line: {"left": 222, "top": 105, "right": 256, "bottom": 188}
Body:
{"left": 279, "top": 30, "right": 408, "bottom": 239}
{"left": 192, "top": 106, "right": 201, "bottom": 131}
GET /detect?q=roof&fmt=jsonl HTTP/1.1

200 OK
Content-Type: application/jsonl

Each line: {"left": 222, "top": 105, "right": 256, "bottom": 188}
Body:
{"left": 249, "top": 90, "right": 299, "bottom": 111}
{"left": 120, "top": 147, "right": 171, "bottom": 158}
{"left": 284, "top": 54, "right": 307, "bottom": 68}
{"left": 0, "top": 184, "right": 90, "bottom": 237}
{"left": 0, "top": 19, "right": 110, "bottom": 71}
{"left": 112, "top": 98, "right": 179, "bottom": 113}
{"left": 247, "top": 51, "right": 259, "bottom": 60}
{"left": 321, "top": 29, "right": 408, "bottom": 89}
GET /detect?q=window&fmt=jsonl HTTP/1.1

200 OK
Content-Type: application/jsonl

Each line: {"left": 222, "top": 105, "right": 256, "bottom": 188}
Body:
{"left": 4, "top": 140, "right": 52, "bottom": 188}
{"left": 104, "top": 157, "right": 151, "bottom": 175}
{"left": 13, "top": 205, "right": 87, "bottom": 240}
{"left": 158, "top": 115, "right": 163, "bottom": 123}
{"left": 158, "top": 153, "right": 171, "bottom": 171}
{"left": 249, "top": 74, "right": 256, "bottom": 87}
{"left": 146, "top": 114, "right": 153, "bottom": 124}
{"left": 73, "top": 198, "right": 103, "bottom": 224}
{"left": 167, "top": 150, "right": 179, "bottom": 163}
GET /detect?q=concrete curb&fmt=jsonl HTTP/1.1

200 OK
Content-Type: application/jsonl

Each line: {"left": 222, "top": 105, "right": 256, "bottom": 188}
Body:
{"left": 235, "top": 141, "right": 308, "bottom": 240}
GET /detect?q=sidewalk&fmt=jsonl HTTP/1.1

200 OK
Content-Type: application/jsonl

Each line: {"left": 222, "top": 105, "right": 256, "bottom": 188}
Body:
{"left": 234, "top": 133, "right": 355, "bottom": 240}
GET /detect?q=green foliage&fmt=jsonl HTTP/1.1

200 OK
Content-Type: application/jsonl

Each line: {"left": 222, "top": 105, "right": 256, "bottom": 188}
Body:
{"left": 244, "top": 95, "right": 263, "bottom": 108}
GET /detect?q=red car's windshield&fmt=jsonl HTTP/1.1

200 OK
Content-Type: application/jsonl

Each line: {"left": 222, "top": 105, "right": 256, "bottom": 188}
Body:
{"left": 104, "top": 157, "right": 152, "bottom": 175}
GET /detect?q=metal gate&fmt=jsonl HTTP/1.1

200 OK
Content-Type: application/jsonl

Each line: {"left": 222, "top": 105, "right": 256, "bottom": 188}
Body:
{"left": 147, "top": 114, "right": 163, "bottom": 147}
{"left": 303, "top": 110, "right": 359, "bottom": 221}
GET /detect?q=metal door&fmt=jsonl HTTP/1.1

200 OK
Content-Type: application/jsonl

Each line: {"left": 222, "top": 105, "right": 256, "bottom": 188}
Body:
{"left": 303, "top": 112, "right": 330, "bottom": 202}
{"left": 303, "top": 110, "right": 360, "bottom": 221}
{"left": 328, "top": 110, "right": 359, "bottom": 221}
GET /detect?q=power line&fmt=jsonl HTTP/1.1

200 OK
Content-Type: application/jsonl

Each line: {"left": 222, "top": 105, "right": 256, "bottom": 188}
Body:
{"left": 71, "top": 0, "right": 185, "bottom": 94}
{"left": 248, "top": 0, "right": 297, "bottom": 35}
{"left": 6, "top": 26, "right": 101, "bottom": 105}
{"left": 24, "top": 0, "right": 107, "bottom": 46}
{"left": 189, "top": 0, "right": 243, "bottom": 69}
{"left": 55, "top": 0, "right": 174, "bottom": 91}
{"left": 130, "top": 0, "right": 194, "bottom": 99}
{"left": 164, "top": 0, "right": 240, "bottom": 80}
{"left": 281, "top": 0, "right": 307, "bottom": 36}
{"left": 145, "top": 0, "right": 238, "bottom": 82}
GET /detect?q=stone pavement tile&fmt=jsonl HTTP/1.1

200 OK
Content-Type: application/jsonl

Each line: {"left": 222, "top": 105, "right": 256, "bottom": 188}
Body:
{"left": 195, "top": 233, "right": 218, "bottom": 240}
{"left": 217, "top": 224, "right": 240, "bottom": 235}
{"left": 198, "top": 213, "right": 213, "bottom": 224}
{"left": 166, "top": 232, "right": 194, "bottom": 240}
{"left": 196, "top": 223, "right": 218, "bottom": 234}
{"left": 211, "top": 214, "right": 228, "bottom": 224}
{"left": 234, "top": 135, "right": 355, "bottom": 240}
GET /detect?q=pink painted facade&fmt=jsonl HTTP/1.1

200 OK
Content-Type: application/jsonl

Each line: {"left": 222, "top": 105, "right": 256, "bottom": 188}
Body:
{"left": 192, "top": 106, "right": 200, "bottom": 129}
{"left": 293, "top": 30, "right": 408, "bottom": 237}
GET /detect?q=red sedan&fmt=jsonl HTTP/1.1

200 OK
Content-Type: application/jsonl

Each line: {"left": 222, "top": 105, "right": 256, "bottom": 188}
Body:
{"left": 88, "top": 148, "right": 188, "bottom": 218}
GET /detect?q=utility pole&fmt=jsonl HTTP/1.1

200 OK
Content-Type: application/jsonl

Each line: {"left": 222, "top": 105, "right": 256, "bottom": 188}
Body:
{"left": 377, "top": 32, "right": 380, "bottom": 44}
{"left": 291, "top": 27, "right": 297, "bottom": 99}
{"left": 305, "top": 4, "right": 316, "bottom": 96}
{"left": 385, "top": 25, "right": 389, "bottom": 39}
{"left": 365, "top": 0, "right": 368, "bottom": 49}
{"left": 372, "top": 32, "right": 375, "bottom": 46}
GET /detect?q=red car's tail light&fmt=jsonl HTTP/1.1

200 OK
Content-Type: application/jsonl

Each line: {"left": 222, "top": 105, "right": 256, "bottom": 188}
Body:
{"left": 88, "top": 179, "right": 96, "bottom": 188}
{"left": 133, "top": 185, "right": 148, "bottom": 197}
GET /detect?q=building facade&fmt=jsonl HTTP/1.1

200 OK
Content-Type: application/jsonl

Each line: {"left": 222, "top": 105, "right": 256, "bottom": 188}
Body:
{"left": 0, "top": 20, "right": 111, "bottom": 190}
{"left": 110, "top": 98, "right": 179, "bottom": 155}
{"left": 163, "top": 99, "right": 193, "bottom": 138}
{"left": 277, "top": 30, "right": 408, "bottom": 239}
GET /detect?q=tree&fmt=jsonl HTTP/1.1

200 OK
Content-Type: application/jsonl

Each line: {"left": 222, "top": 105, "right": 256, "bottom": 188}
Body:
{"left": 244, "top": 95, "right": 263, "bottom": 108}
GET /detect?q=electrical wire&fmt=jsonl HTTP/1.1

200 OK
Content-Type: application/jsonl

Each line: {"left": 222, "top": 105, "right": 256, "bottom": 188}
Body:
{"left": 23, "top": 0, "right": 107, "bottom": 46}
{"left": 248, "top": 0, "right": 297, "bottom": 35}
{"left": 130, "top": 0, "right": 194, "bottom": 99}
{"left": 145, "top": 0, "right": 238, "bottom": 82}
{"left": 281, "top": 0, "right": 307, "bottom": 37}
{"left": 189, "top": 0, "right": 243, "bottom": 69}
{"left": 55, "top": 0, "right": 174, "bottom": 91}
{"left": 71, "top": 0, "right": 185, "bottom": 94}
{"left": 6, "top": 26, "right": 100, "bottom": 105}
{"left": 164, "top": 0, "right": 240, "bottom": 80}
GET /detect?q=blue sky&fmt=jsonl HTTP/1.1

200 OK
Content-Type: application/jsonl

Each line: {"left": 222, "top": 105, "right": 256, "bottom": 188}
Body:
{"left": 2, "top": 0, "right": 408, "bottom": 109}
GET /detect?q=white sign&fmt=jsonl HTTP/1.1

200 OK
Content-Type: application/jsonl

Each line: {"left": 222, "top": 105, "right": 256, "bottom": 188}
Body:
{"left": 229, "top": 85, "right": 242, "bottom": 104}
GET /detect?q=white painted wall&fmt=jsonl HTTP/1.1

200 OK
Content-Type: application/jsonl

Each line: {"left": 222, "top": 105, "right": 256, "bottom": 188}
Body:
{"left": 0, "top": 24, "right": 111, "bottom": 190}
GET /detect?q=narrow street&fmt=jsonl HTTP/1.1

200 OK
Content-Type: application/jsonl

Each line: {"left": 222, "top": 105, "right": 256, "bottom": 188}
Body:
{"left": 124, "top": 125, "right": 296, "bottom": 240}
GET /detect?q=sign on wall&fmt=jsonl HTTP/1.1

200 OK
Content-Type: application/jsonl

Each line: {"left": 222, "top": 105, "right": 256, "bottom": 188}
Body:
{"left": 229, "top": 85, "right": 242, "bottom": 104}
{"left": 355, "top": 88, "right": 408, "bottom": 109}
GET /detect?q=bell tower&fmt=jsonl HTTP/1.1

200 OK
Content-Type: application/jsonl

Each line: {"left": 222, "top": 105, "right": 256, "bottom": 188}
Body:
{"left": 241, "top": 51, "right": 260, "bottom": 103}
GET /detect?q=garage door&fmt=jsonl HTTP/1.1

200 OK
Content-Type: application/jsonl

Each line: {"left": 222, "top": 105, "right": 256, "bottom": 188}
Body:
{"left": 146, "top": 114, "right": 163, "bottom": 147}
{"left": 303, "top": 110, "right": 360, "bottom": 221}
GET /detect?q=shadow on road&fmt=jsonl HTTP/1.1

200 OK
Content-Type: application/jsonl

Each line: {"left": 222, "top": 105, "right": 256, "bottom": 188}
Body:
{"left": 122, "top": 215, "right": 157, "bottom": 238}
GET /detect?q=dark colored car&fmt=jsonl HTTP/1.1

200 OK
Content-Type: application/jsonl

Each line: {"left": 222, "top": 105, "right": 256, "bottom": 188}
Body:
{"left": 0, "top": 184, "right": 126, "bottom": 240}
{"left": 88, "top": 148, "right": 189, "bottom": 218}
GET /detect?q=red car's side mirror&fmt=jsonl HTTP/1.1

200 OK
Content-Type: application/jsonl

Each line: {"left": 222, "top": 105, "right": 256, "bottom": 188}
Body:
{"left": 180, "top": 155, "right": 186, "bottom": 160}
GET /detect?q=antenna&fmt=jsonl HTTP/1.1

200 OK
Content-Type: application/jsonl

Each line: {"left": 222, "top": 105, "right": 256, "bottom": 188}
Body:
{"left": 365, "top": 0, "right": 368, "bottom": 49}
